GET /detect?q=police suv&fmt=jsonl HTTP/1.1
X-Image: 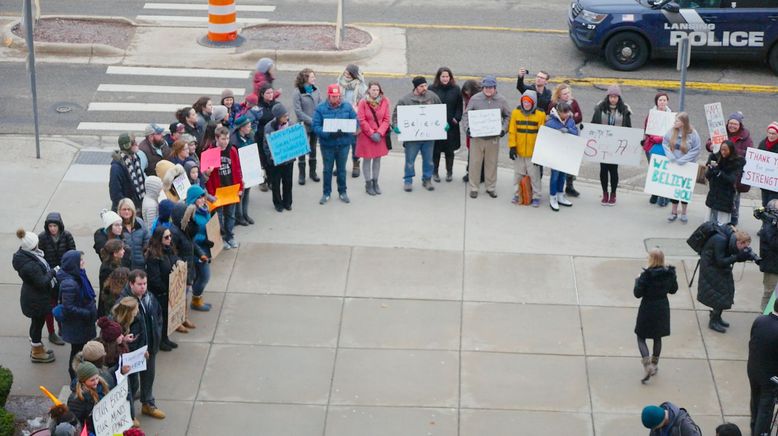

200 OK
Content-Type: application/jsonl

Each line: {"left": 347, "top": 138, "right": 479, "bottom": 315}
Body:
{"left": 568, "top": 0, "right": 778, "bottom": 73}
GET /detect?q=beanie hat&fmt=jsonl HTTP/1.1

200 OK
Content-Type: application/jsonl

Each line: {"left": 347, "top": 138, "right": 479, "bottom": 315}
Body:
{"left": 53, "top": 422, "right": 77, "bottom": 436}
{"left": 221, "top": 89, "right": 234, "bottom": 101}
{"left": 123, "top": 428, "right": 146, "bottom": 436}
{"left": 180, "top": 134, "right": 196, "bottom": 144}
{"left": 169, "top": 122, "right": 185, "bottom": 134}
{"left": 606, "top": 84, "right": 622, "bottom": 97}
{"left": 481, "top": 75, "right": 497, "bottom": 88}
{"left": 186, "top": 185, "right": 206, "bottom": 206}
{"left": 100, "top": 210, "right": 122, "bottom": 231}
{"left": 158, "top": 199, "right": 175, "bottom": 223}
{"left": 345, "top": 64, "right": 360, "bottom": 79}
{"left": 641, "top": 405, "right": 665, "bottom": 429}
{"left": 256, "top": 57, "right": 273, "bottom": 73}
{"left": 768, "top": 122, "right": 778, "bottom": 135}
{"left": 412, "top": 76, "right": 427, "bottom": 89}
{"left": 143, "top": 123, "right": 164, "bottom": 137}
{"left": 212, "top": 105, "right": 229, "bottom": 123}
{"left": 234, "top": 115, "right": 251, "bottom": 129}
{"left": 97, "top": 316, "right": 123, "bottom": 342}
{"left": 327, "top": 84, "right": 341, "bottom": 96}
{"left": 16, "top": 228, "right": 38, "bottom": 252}
{"left": 728, "top": 111, "right": 744, "bottom": 124}
{"left": 245, "top": 93, "right": 259, "bottom": 105}
{"left": 118, "top": 133, "right": 134, "bottom": 151}
{"left": 272, "top": 103, "right": 288, "bottom": 119}
{"left": 76, "top": 362, "right": 99, "bottom": 383}
{"left": 82, "top": 341, "right": 106, "bottom": 362}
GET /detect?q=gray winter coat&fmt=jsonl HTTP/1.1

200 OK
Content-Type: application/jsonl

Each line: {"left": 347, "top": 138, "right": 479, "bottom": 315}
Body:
{"left": 462, "top": 91, "right": 512, "bottom": 137}
{"left": 292, "top": 86, "right": 322, "bottom": 133}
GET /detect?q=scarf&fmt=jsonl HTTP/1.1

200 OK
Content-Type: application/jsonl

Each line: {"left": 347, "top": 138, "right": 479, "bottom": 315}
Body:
{"left": 121, "top": 151, "right": 146, "bottom": 201}
{"left": 338, "top": 75, "right": 361, "bottom": 91}
{"left": 31, "top": 248, "right": 50, "bottom": 271}
{"left": 79, "top": 269, "right": 96, "bottom": 301}
{"left": 766, "top": 138, "right": 778, "bottom": 152}
{"left": 365, "top": 94, "right": 382, "bottom": 109}
{"left": 303, "top": 84, "right": 314, "bottom": 94}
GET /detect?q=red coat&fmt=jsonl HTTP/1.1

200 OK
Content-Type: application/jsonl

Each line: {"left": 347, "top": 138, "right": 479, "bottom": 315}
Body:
{"left": 204, "top": 145, "right": 243, "bottom": 195}
{"left": 355, "top": 97, "right": 391, "bottom": 159}
{"left": 252, "top": 72, "right": 281, "bottom": 99}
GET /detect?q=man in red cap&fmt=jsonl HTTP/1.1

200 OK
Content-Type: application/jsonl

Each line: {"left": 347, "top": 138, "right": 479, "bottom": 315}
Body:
{"left": 312, "top": 84, "right": 358, "bottom": 204}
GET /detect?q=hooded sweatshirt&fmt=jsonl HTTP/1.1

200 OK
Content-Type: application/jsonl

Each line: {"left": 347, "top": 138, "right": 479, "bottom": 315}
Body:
{"left": 508, "top": 90, "right": 547, "bottom": 158}
{"left": 141, "top": 176, "right": 163, "bottom": 230}
{"left": 38, "top": 212, "right": 77, "bottom": 268}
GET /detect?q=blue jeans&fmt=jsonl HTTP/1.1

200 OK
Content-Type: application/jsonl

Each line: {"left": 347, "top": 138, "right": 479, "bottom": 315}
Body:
{"left": 193, "top": 259, "right": 210, "bottom": 297}
{"left": 550, "top": 170, "right": 566, "bottom": 196}
{"left": 404, "top": 141, "right": 434, "bottom": 184}
{"left": 217, "top": 203, "right": 236, "bottom": 241}
{"left": 322, "top": 144, "right": 350, "bottom": 196}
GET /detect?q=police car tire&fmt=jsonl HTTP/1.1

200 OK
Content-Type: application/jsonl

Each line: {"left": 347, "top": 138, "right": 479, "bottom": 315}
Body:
{"left": 769, "top": 45, "right": 778, "bottom": 75}
{"left": 604, "top": 32, "right": 649, "bottom": 71}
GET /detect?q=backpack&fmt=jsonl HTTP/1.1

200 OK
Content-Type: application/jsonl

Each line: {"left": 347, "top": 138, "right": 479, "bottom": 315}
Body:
{"left": 519, "top": 176, "right": 532, "bottom": 205}
{"left": 686, "top": 221, "right": 723, "bottom": 255}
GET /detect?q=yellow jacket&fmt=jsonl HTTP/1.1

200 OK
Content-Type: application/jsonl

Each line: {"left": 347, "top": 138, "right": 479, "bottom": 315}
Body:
{"left": 508, "top": 108, "right": 546, "bottom": 158}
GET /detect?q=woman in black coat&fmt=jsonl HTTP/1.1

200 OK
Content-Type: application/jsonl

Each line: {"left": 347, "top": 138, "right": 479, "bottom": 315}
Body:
{"left": 145, "top": 226, "right": 181, "bottom": 351}
{"left": 429, "top": 67, "right": 462, "bottom": 182}
{"left": 705, "top": 140, "right": 744, "bottom": 225}
{"left": 38, "top": 212, "right": 76, "bottom": 346}
{"left": 697, "top": 227, "right": 752, "bottom": 333}
{"left": 12, "top": 228, "right": 58, "bottom": 363}
{"left": 590, "top": 84, "right": 632, "bottom": 205}
{"left": 634, "top": 248, "right": 678, "bottom": 383}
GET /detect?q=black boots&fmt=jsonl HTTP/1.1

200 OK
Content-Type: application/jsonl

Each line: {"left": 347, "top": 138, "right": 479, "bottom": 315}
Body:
{"left": 309, "top": 159, "right": 320, "bottom": 182}
{"left": 565, "top": 175, "right": 580, "bottom": 197}
{"left": 298, "top": 162, "right": 306, "bottom": 185}
{"left": 708, "top": 310, "right": 727, "bottom": 333}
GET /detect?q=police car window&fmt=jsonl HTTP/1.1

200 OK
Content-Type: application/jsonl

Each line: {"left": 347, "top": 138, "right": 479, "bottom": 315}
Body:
{"left": 677, "top": 0, "right": 722, "bottom": 7}
{"left": 726, "top": 0, "right": 776, "bottom": 7}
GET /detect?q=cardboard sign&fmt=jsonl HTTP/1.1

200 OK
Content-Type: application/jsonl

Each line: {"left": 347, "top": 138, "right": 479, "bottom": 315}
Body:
{"left": 237, "top": 143, "right": 264, "bottom": 188}
{"left": 266, "top": 123, "right": 311, "bottom": 164}
{"left": 742, "top": 147, "right": 778, "bottom": 192}
{"left": 397, "top": 104, "right": 447, "bottom": 142}
{"left": 92, "top": 378, "right": 132, "bottom": 436}
{"left": 581, "top": 123, "right": 645, "bottom": 167}
{"left": 467, "top": 109, "right": 502, "bottom": 138}
{"left": 530, "top": 126, "right": 586, "bottom": 176}
{"left": 200, "top": 147, "right": 221, "bottom": 172}
{"left": 207, "top": 184, "right": 241, "bottom": 212}
{"left": 172, "top": 173, "right": 191, "bottom": 201}
{"left": 167, "top": 260, "right": 187, "bottom": 336}
{"left": 205, "top": 213, "right": 223, "bottom": 259}
{"left": 704, "top": 102, "right": 726, "bottom": 153}
{"left": 323, "top": 118, "right": 357, "bottom": 133}
{"left": 645, "top": 109, "right": 676, "bottom": 137}
{"left": 643, "top": 154, "right": 697, "bottom": 202}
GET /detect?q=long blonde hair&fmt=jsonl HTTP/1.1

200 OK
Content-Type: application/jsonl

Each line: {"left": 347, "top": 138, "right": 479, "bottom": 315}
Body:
{"left": 550, "top": 83, "right": 571, "bottom": 107}
{"left": 75, "top": 376, "right": 110, "bottom": 403}
{"left": 670, "top": 112, "right": 693, "bottom": 153}
{"left": 647, "top": 248, "right": 665, "bottom": 268}
{"left": 116, "top": 198, "right": 137, "bottom": 228}
{"left": 111, "top": 296, "right": 139, "bottom": 332}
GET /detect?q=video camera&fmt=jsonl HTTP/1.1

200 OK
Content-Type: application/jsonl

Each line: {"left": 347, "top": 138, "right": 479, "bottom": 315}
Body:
{"left": 742, "top": 247, "right": 762, "bottom": 264}
{"left": 754, "top": 207, "right": 778, "bottom": 226}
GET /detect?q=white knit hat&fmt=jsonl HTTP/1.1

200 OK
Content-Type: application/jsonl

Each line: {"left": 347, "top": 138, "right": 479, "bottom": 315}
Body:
{"left": 100, "top": 209, "right": 122, "bottom": 231}
{"left": 16, "top": 228, "right": 38, "bottom": 251}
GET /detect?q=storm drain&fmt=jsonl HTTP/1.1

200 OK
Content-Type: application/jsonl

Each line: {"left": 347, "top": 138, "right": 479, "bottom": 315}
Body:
{"left": 74, "top": 150, "right": 113, "bottom": 165}
{"left": 644, "top": 237, "right": 695, "bottom": 257}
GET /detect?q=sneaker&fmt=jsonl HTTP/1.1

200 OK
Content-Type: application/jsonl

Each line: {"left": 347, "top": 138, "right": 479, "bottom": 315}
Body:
{"left": 446, "top": 172, "right": 453, "bottom": 182}
{"left": 531, "top": 198, "right": 540, "bottom": 208}
{"left": 557, "top": 193, "right": 572, "bottom": 207}
{"left": 511, "top": 194, "right": 520, "bottom": 205}
{"left": 159, "top": 341, "right": 173, "bottom": 352}
{"left": 284, "top": 205, "right": 292, "bottom": 211}
{"left": 679, "top": 214, "right": 688, "bottom": 223}
{"left": 601, "top": 192, "right": 609, "bottom": 206}
{"left": 667, "top": 213, "right": 678, "bottom": 222}
{"left": 228, "top": 239, "right": 239, "bottom": 249}
{"left": 565, "top": 187, "right": 580, "bottom": 197}
{"left": 141, "top": 404, "right": 166, "bottom": 420}
{"left": 339, "top": 193, "right": 350, "bottom": 203}
{"left": 433, "top": 173, "right": 441, "bottom": 183}
{"left": 319, "top": 194, "right": 330, "bottom": 205}
{"left": 469, "top": 191, "right": 478, "bottom": 199}
{"left": 422, "top": 180, "right": 435, "bottom": 191}
{"left": 487, "top": 190, "right": 497, "bottom": 198}
{"left": 275, "top": 206, "right": 283, "bottom": 212}
{"left": 236, "top": 218, "right": 249, "bottom": 226}
{"left": 404, "top": 183, "right": 413, "bottom": 192}
{"left": 223, "top": 241, "right": 232, "bottom": 250}
{"left": 608, "top": 192, "right": 616, "bottom": 206}
{"left": 549, "top": 195, "right": 559, "bottom": 211}
{"left": 48, "top": 332, "right": 65, "bottom": 346}
{"left": 649, "top": 195, "right": 658, "bottom": 204}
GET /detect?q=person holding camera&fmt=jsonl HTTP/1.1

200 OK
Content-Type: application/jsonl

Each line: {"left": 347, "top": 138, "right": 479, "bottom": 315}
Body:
{"left": 747, "top": 299, "right": 778, "bottom": 436}
{"left": 697, "top": 227, "right": 755, "bottom": 333}
{"left": 758, "top": 199, "right": 778, "bottom": 310}
{"left": 704, "top": 140, "right": 744, "bottom": 226}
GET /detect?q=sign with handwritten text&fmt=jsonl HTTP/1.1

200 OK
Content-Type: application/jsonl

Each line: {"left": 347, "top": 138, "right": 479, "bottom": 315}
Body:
{"left": 742, "top": 147, "right": 778, "bottom": 192}
{"left": 645, "top": 109, "right": 676, "bottom": 137}
{"left": 581, "top": 123, "right": 644, "bottom": 167}
{"left": 397, "top": 104, "right": 447, "bottom": 142}
{"left": 644, "top": 154, "right": 696, "bottom": 202}
{"left": 704, "top": 102, "right": 726, "bottom": 153}
{"left": 266, "top": 123, "right": 311, "bottom": 164}
{"left": 92, "top": 378, "right": 132, "bottom": 436}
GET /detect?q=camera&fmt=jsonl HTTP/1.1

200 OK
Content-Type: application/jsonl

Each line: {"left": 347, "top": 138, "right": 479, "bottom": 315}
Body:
{"left": 742, "top": 247, "right": 762, "bottom": 264}
{"left": 754, "top": 207, "right": 778, "bottom": 226}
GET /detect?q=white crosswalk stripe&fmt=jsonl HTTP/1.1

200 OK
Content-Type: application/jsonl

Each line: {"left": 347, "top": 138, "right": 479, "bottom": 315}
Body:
{"left": 77, "top": 122, "right": 165, "bottom": 132}
{"left": 97, "top": 84, "right": 245, "bottom": 96}
{"left": 136, "top": 1, "right": 274, "bottom": 27}
{"left": 135, "top": 15, "right": 269, "bottom": 25}
{"left": 107, "top": 66, "right": 250, "bottom": 79}
{"left": 88, "top": 102, "right": 191, "bottom": 112}
{"left": 144, "top": 3, "right": 276, "bottom": 12}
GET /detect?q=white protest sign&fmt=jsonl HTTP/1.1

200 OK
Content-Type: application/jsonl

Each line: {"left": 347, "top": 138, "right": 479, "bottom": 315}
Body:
{"left": 531, "top": 126, "right": 586, "bottom": 176}
{"left": 704, "top": 102, "right": 726, "bottom": 153}
{"left": 172, "top": 173, "right": 191, "bottom": 201}
{"left": 120, "top": 345, "right": 147, "bottom": 376}
{"left": 742, "top": 147, "right": 778, "bottom": 192}
{"left": 645, "top": 109, "right": 676, "bottom": 137}
{"left": 92, "top": 378, "right": 132, "bottom": 436}
{"left": 581, "top": 123, "right": 645, "bottom": 167}
{"left": 467, "top": 108, "right": 502, "bottom": 138}
{"left": 323, "top": 118, "right": 357, "bottom": 133}
{"left": 397, "top": 104, "right": 447, "bottom": 142}
{"left": 237, "top": 143, "right": 264, "bottom": 188}
{"left": 643, "top": 154, "right": 697, "bottom": 202}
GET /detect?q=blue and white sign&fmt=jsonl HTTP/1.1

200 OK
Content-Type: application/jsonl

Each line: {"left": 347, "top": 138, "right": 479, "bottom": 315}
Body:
{"left": 266, "top": 123, "right": 311, "bottom": 165}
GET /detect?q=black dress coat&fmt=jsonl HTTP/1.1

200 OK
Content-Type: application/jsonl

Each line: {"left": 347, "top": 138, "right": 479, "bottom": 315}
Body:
{"left": 12, "top": 249, "right": 57, "bottom": 319}
{"left": 697, "top": 229, "right": 740, "bottom": 310}
{"left": 704, "top": 153, "right": 744, "bottom": 213}
{"left": 429, "top": 83, "right": 462, "bottom": 153}
{"left": 634, "top": 266, "right": 678, "bottom": 338}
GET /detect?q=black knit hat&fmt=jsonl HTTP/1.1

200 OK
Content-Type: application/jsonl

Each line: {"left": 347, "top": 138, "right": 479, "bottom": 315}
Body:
{"left": 412, "top": 76, "right": 427, "bottom": 89}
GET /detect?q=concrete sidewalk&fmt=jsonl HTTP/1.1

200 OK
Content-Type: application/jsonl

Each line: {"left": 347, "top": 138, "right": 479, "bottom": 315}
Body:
{"left": 0, "top": 134, "right": 763, "bottom": 435}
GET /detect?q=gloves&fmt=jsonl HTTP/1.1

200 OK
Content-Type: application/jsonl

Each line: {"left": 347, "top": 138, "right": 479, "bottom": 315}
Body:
{"left": 392, "top": 126, "right": 401, "bottom": 134}
{"left": 205, "top": 240, "right": 215, "bottom": 249}
{"left": 333, "top": 129, "right": 344, "bottom": 138}
{"left": 736, "top": 250, "right": 751, "bottom": 262}
{"left": 370, "top": 133, "right": 381, "bottom": 143}
{"left": 499, "top": 130, "right": 506, "bottom": 138}
{"left": 444, "top": 123, "right": 450, "bottom": 132}
{"left": 509, "top": 148, "right": 517, "bottom": 160}
{"left": 559, "top": 127, "right": 569, "bottom": 134}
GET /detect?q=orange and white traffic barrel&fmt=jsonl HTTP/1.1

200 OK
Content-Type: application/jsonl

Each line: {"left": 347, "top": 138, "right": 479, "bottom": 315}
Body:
{"left": 207, "top": 0, "right": 238, "bottom": 42}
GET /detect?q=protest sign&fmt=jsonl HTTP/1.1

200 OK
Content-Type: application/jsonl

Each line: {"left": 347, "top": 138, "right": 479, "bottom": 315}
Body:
{"left": 397, "top": 104, "right": 447, "bottom": 142}
{"left": 267, "top": 123, "right": 311, "bottom": 164}
{"left": 168, "top": 260, "right": 187, "bottom": 336}
{"left": 644, "top": 154, "right": 697, "bottom": 202}
{"left": 581, "top": 123, "right": 645, "bottom": 167}
{"left": 704, "top": 102, "right": 726, "bottom": 153}
{"left": 645, "top": 109, "right": 676, "bottom": 137}
{"left": 530, "top": 126, "right": 586, "bottom": 176}
{"left": 207, "top": 184, "right": 241, "bottom": 212}
{"left": 467, "top": 109, "right": 502, "bottom": 138}
{"left": 742, "top": 147, "right": 778, "bottom": 192}
{"left": 238, "top": 143, "right": 264, "bottom": 188}
{"left": 92, "top": 378, "right": 132, "bottom": 436}
{"left": 120, "top": 345, "right": 147, "bottom": 376}
{"left": 172, "top": 173, "right": 191, "bottom": 201}
{"left": 323, "top": 118, "right": 357, "bottom": 133}
{"left": 200, "top": 147, "right": 221, "bottom": 172}
{"left": 205, "top": 213, "right": 223, "bottom": 259}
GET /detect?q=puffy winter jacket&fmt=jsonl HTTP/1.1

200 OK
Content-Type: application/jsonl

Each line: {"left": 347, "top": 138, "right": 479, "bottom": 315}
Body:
{"left": 634, "top": 266, "right": 678, "bottom": 339}
{"left": 57, "top": 251, "right": 97, "bottom": 345}
{"left": 313, "top": 100, "right": 358, "bottom": 148}
{"left": 704, "top": 153, "right": 744, "bottom": 213}
{"left": 12, "top": 248, "right": 57, "bottom": 319}
{"left": 508, "top": 91, "right": 546, "bottom": 158}
{"left": 759, "top": 222, "right": 778, "bottom": 274}
{"left": 545, "top": 108, "right": 579, "bottom": 135}
{"left": 38, "top": 212, "right": 77, "bottom": 269}
{"left": 145, "top": 247, "right": 180, "bottom": 299}
{"left": 109, "top": 152, "right": 144, "bottom": 212}
{"left": 697, "top": 228, "right": 742, "bottom": 310}
{"left": 122, "top": 219, "right": 150, "bottom": 271}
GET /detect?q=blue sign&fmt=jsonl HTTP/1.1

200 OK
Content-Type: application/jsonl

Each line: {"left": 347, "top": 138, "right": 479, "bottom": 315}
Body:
{"left": 266, "top": 123, "right": 310, "bottom": 164}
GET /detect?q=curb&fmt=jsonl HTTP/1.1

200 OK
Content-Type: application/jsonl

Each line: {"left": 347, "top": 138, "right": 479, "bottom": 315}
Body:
{"left": 2, "top": 15, "right": 134, "bottom": 57}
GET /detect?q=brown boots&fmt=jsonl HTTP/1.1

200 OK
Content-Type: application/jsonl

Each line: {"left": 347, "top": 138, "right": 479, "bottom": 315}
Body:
{"left": 30, "top": 343, "right": 55, "bottom": 363}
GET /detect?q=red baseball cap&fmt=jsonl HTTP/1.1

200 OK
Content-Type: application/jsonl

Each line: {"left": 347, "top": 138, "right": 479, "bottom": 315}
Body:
{"left": 327, "top": 84, "right": 341, "bottom": 96}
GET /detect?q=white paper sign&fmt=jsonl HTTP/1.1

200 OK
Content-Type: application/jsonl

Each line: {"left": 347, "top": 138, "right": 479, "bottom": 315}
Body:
{"left": 323, "top": 118, "right": 357, "bottom": 133}
{"left": 467, "top": 108, "right": 502, "bottom": 138}
{"left": 742, "top": 147, "right": 778, "bottom": 192}
{"left": 397, "top": 104, "right": 447, "bottom": 142}
{"left": 237, "top": 143, "right": 265, "bottom": 188}
{"left": 643, "top": 154, "right": 697, "bottom": 202}
{"left": 92, "top": 378, "right": 132, "bottom": 436}
{"left": 581, "top": 123, "right": 645, "bottom": 167}
{"left": 645, "top": 109, "right": 676, "bottom": 137}
{"left": 704, "top": 102, "right": 726, "bottom": 153}
{"left": 172, "top": 173, "right": 191, "bottom": 201}
{"left": 120, "top": 345, "right": 147, "bottom": 376}
{"left": 531, "top": 126, "right": 586, "bottom": 176}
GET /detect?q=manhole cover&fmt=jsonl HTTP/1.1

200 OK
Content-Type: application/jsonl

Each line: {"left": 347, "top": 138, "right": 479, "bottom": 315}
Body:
{"left": 644, "top": 237, "right": 695, "bottom": 257}
{"left": 55, "top": 106, "right": 72, "bottom": 113}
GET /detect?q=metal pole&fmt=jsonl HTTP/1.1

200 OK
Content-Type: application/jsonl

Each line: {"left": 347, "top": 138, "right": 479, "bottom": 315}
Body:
{"left": 335, "top": 0, "right": 343, "bottom": 49}
{"left": 23, "top": 0, "right": 42, "bottom": 159}
{"left": 677, "top": 36, "right": 690, "bottom": 112}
